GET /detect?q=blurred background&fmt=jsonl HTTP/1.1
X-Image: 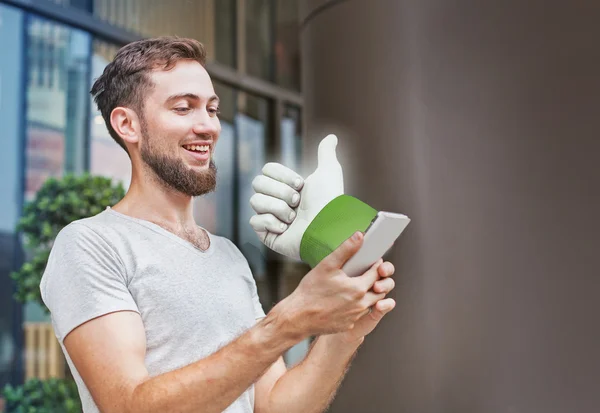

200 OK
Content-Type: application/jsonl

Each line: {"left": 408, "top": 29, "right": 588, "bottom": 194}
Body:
{"left": 2, "top": 1, "right": 600, "bottom": 412}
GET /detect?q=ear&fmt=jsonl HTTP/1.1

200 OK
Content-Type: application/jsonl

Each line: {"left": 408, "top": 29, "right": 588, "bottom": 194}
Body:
{"left": 110, "top": 107, "right": 141, "bottom": 145}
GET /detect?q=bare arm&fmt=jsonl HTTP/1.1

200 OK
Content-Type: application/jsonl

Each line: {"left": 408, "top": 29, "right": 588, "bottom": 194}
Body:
{"left": 254, "top": 260, "right": 397, "bottom": 413}
{"left": 254, "top": 335, "right": 361, "bottom": 413}
{"left": 64, "top": 309, "right": 299, "bottom": 413}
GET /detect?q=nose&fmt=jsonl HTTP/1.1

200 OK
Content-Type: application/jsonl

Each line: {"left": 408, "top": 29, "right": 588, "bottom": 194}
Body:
{"left": 192, "top": 109, "right": 220, "bottom": 136}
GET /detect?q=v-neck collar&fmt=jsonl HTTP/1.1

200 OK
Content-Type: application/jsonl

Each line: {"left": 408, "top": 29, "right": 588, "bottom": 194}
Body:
{"left": 104, "top": 206, "right": 215, "bottom": 257}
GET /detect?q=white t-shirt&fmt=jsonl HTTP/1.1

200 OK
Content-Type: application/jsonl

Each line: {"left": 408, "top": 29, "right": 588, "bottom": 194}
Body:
{"left": 40, "top": 207, "right": 266, "bottom": 413}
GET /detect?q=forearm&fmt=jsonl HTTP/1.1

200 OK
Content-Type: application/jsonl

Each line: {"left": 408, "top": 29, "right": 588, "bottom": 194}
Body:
{"left": 128, "top": 313, "right": 298, "bottom": 413}
{"left": 265, "top": 334, "right": 362, "bottom": 413}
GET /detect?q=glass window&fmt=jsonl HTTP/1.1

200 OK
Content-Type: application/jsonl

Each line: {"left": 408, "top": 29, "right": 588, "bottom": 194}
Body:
{"left": 214, "top": 0, "right": 237, "bottom": 68}
{"left": 0, "top": 4, "right": 25, "bottom": 234}
{"left": 20, "top": 13, "right": 92, "bottom": 384}
{"left": 280, "top": 105, "right": 303, "bottom": 174}
{"left": 245, "top": 0, "right": 274, "bottom": 81}
{"left": 25, "top": 15, "right": 91, "bottom": 201}
{"left": 193, "top": 82, "right": 237, "bottom": 239}
{"left": 47, "top": 0, "right": 92, "bottom": 12}
{"left": 275, "top": 1, "right": 301, "bottom": 91}
{"left": 89, "top": 40, "right": 132, "bottom": 189}
{"left": 236, "top": 93, "right": 269, "bottom": 282}
{"left": 245, "top": 1, "right": 300, "bottom": 89}
{"left": 0, "top": 2, "right": 25, "bottom": 390}
{"left": 93, "top": 0, "right": 236, "bottom": 67}
{"left": 278, "top": 105, "right": 305, "bottom": 288}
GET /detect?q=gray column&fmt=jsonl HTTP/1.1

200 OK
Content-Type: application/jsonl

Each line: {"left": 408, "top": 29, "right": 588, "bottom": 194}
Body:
{"left": 300, "top": 1, "right": 600, "bottom": 412}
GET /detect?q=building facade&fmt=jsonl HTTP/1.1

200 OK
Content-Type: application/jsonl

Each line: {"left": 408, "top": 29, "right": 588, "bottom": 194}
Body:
{"left": 0, "top": 0, "right": 310, "bottom": 391}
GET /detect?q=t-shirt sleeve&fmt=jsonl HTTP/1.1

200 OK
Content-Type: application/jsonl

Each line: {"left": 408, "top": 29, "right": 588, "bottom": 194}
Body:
{"left": 239, "top": 252, "right": 266, "bottom": 320}
{"left": 40, "top": 222, "right": 140, "bottom": 343}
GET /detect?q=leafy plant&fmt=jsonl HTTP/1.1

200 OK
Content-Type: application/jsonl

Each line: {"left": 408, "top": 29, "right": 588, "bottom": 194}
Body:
{"left": 2, "top": 377, "right": 82, "bottom": 413}
{"left": 10, "top": 173, "right": 125, "bottom": 312}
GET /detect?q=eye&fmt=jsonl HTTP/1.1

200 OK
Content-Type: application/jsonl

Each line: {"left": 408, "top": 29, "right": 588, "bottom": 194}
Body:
{"left": 208, "top": 107, "right": 221, "bottom": 117}
{"left": 173, "top": 107, "right": 191, "bottom": 114}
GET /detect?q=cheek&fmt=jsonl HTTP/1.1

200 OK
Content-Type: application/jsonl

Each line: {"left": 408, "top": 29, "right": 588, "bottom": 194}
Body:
{"left": 151, "top": 115, "right": 190, "bottom": 140}
{"left": 213, "top": 120, "right": 222, "bottom": 147}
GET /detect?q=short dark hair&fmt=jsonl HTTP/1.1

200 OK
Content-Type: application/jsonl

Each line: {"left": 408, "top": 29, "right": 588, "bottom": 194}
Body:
{"left": 90, "top": 36, "right": 207, "bottom": 154}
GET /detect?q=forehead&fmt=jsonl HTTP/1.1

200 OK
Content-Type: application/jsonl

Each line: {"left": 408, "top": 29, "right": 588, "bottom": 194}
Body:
{"left": 148, "top": 60, "right": 214, "bottom": 100}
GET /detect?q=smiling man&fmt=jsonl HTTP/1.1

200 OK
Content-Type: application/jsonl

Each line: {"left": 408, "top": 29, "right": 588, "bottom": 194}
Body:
{"left": 40, "top": 37, "right": 397, "bottom": 413}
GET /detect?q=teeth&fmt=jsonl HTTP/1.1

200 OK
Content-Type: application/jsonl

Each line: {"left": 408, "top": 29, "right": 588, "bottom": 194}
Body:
{"left": 184, "top": 144, "right": 209, "bottom": 152}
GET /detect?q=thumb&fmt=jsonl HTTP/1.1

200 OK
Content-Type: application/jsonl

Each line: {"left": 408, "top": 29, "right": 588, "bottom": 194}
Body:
{"left": 320, "top": 231, "right": 364, "bottom": 270}
{"left": 317, "top": 134, "right": 340, "bottom": 170}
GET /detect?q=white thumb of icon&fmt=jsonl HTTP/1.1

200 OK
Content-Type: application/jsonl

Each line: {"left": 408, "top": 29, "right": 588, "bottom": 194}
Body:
{"left": 314, "top": 134, "right": 344, "bottom": 193}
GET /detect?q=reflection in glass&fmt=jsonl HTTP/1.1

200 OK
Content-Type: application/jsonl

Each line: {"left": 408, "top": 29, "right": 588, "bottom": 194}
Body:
{"left": 0, "top": 1, "right": 24, "bottom": 391}
{"left": 0, "top": 4, "right": 24, "bottom": 233}
{"left": 46, "top": 0, "right": 92, "bottom": 12}
{"left": 25, "top": 15, "right": 91, "bottom": 200}
{"left": 89, "top": 40, "right": 132, "bottom": 189}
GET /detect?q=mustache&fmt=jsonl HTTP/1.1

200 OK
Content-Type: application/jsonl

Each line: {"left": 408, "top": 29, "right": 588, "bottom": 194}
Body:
{"left": 181, "top": 135, "right": 213, "bottom": 145}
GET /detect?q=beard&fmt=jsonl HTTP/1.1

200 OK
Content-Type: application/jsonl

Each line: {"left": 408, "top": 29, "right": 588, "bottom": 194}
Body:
{"left": 139, "top": 123, "right": 217, "bottom": 197}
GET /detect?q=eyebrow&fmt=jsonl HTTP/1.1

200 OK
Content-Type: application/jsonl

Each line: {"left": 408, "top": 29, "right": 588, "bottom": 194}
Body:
{"left": 165, "top": 93, "right": 220, "bottom": 105}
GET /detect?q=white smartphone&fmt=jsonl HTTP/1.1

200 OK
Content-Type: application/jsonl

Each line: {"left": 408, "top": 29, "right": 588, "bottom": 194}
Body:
{"left": 341, "top": 211, "right": 410, "bottom": 277}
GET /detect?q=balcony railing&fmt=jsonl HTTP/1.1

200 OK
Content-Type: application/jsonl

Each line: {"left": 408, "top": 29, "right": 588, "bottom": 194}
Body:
{"left": 23, "top": 322, "right": 65, "bottom": 380}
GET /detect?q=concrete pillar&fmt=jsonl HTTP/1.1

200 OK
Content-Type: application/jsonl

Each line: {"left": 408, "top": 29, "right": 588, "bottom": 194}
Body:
{"left": 300, "top": 1, "right": 600, "bottom": 412}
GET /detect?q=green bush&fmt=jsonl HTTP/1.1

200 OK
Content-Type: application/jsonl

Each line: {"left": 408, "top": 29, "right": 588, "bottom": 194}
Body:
{"left": 4, "top": 174, "right": 125, "bottom": 411}
{"left": 10, "top": 173, "right": 125, "bottom": 312}
{"left": 2, "top": 378, "right": 82, "bottom": 413}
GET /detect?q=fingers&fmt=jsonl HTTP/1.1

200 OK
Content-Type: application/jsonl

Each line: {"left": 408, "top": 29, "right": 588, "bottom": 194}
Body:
{"left": 320, "top": 231, "right": 364, "bottom": 270}
{"left": 249, "top": 193, "right": 297, "bottom": 224}
{"left": 252, "top": 175, "right": 301, "bottom": 208}
{"left": 249, "top": 213, "right": 289, "bottom": 234}
{"left": 261, "top": 162, "right": 304, "bottom": 192}
{"left": 372, "top": 277, "right": 395, "bottom": 294}
{"left": 353, "top": 258, "right": 384, "bottom": 291}
{"left": 362, "top": 290, "right": 387, "bottom": 308}
{"left": 377, "top": 261, "right": 395, "bottom": 278}
{"left": 359, "top": 307, "right": 372, "bottom": 319}
{"left": 359, "top": 297, "right": 396, "bottom": 321}
{"left": 369, "top": 298, "right": 396, "bottom": 321}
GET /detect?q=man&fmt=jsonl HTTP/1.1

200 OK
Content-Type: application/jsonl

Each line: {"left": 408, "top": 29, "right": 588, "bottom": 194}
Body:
{"left": 40, "top": 37, "right": 397, "bottom": 413}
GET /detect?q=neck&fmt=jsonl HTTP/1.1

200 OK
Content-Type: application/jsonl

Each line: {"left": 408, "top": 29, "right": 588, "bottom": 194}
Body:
{"left": 113, "top": 164, "right": 196, "bottom": 230}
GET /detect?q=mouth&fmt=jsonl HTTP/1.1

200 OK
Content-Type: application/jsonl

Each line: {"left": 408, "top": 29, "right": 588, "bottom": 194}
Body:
{"left": 182, "top": 143, "right": 211, "bottom": 162}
